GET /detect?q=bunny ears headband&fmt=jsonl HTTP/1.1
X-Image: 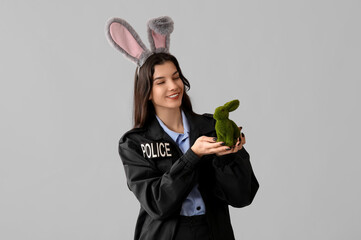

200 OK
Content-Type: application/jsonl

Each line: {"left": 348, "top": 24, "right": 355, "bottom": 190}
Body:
{"left": 105, "top": 16, "right": 174, "bottom": 67}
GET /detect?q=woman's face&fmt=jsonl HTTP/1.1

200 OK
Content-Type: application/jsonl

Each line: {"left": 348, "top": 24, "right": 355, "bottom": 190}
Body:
{"left": 149, "top": 61, "right": 184, "bottom": 113}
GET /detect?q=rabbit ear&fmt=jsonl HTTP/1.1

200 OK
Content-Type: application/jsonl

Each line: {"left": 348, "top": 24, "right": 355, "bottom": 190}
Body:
{"left": 106, "top": 18, "right": 152, "bottom": 66}
{"left": 224, "top": 99, "right": 240, "bottom": 112}
{"left": 147, "top": 16, "right": 174, "bottom": 53}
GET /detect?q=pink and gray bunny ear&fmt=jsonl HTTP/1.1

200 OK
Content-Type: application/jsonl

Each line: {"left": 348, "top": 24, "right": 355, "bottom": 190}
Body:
{"left": 105, "top": 16, "right": 174, "bottom": 67}
{"left": 147, "top": 16, "right": 174, "bottom": 53}
{"left": 106, "top": 18, "right": 152, "bottom": 67}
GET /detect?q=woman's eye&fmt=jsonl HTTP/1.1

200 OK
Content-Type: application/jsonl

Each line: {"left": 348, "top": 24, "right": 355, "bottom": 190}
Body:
{"left": 174, "top": 77, "right": 180, "bottom": 80}
{"left": 157, "top": 81, "right": 165, "bottom": 85}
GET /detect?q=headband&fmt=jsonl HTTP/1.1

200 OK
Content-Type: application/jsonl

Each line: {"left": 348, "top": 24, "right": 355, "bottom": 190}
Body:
{"left": 105, "top": 16, "right": 174, "bottom": 67}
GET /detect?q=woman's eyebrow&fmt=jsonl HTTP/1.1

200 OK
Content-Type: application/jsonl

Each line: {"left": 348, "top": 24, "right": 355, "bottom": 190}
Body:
{"left": 153, "top": 71, "right": 179, "bottom": 81}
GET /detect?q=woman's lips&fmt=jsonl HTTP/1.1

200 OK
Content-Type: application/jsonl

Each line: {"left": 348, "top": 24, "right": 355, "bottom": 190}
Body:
{"left": 167, "top": 93, "right": 180, "bottom": 100}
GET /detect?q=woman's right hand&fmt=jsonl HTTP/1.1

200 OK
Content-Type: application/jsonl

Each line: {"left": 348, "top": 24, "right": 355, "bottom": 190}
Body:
{"left": 191, "top": 136, "right": 231, "bottom": 158}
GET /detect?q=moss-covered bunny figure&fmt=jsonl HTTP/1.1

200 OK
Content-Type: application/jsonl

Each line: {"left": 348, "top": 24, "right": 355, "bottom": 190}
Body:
{"left": 214, "top": 99, "right": 241, "bottom": 147}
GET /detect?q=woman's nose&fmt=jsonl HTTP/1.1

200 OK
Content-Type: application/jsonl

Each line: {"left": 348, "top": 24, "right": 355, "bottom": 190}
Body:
{"left": 168, "top": 79, "right": 178, "bottom": 90}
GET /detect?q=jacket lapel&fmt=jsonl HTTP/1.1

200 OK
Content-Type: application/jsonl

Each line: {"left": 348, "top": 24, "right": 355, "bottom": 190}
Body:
{"left": 145, "top": 115, "right": 183, "bottom": 158}
{"left": 144, "top": 112, "right": 216, "bottom": 158}
{"left": 185, "top": 112, "right": 216, "bottom": 145}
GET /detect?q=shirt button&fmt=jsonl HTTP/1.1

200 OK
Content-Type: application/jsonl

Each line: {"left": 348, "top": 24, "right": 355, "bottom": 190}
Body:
{"left": 196, "top": 206, "right": 201, "bottom": 211}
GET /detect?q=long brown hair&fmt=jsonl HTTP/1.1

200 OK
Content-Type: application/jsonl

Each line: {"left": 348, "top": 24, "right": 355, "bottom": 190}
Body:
{"left": 133, "top": 53, "right": 195, "bottom": 128}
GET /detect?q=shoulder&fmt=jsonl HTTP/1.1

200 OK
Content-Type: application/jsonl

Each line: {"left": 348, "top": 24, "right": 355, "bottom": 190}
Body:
{"left": 186, "top": 112, "right": 216, "bottom": 135}
{"left": 193, "top": 112, "right": 216, "bottom": 126}
{"left": 119, "top": 127, "right": 146, "bottom": 145}
{"left": 118, "top": 116, "right": 160, "bottom": 148}
{"left": 118, "top": 127, "right": 150, "bottom": 161}
{"left": 201, "top": 113, "right": 214, "bottom": 120}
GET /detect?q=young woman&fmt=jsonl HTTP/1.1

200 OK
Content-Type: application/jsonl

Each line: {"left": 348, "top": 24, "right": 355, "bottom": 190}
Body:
{"left": 118, "top": 52, "right": 259, "bottom": 240}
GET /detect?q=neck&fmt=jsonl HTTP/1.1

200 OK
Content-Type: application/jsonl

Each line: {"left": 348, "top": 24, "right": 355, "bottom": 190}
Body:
{"left": 155, "top": 108, "right": 184, "bottom": 133}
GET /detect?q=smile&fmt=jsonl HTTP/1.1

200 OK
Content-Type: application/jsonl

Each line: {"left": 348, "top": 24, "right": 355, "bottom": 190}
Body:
{"left": 167, "top": 93, "right": 180, "bottom": 99}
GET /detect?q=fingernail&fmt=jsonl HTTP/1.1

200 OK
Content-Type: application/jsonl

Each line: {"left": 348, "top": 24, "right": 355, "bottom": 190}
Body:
{"left": 226, "top": 147, "right": 231, "bottom": 150}
{"left": 221, "top": 142, "right": 226, "bottom": 146}
{"left": 242, "top": 133, "right": 245, "bottom": 137}
{"left": 237, "top": 142, "right": 241, "bottom": 146}
{"left": 213, "top": 137, "right": 217, "bottom": 141}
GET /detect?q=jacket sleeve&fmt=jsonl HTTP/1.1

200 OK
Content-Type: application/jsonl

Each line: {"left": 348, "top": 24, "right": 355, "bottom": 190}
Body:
{"left": 211, "top": 146, "right": 259, "bottom": 208}
{"left": 118, "top": 136, "right": 201, "bottom": 220}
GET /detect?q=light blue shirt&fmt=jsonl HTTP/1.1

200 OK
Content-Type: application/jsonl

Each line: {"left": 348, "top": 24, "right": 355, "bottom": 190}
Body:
{"left": 155, "top": 111, "right": 206, "bottom": 216}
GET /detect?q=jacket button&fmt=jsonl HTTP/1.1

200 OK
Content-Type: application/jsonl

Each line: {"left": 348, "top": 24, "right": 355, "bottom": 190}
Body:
{"left": 196, "top": 206, "right": 201, "bottom": 211}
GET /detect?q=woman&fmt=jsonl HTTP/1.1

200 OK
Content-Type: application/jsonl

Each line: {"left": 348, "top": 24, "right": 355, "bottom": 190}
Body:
{"left": 118, "top": 52, "right": 259, "bottom": 240}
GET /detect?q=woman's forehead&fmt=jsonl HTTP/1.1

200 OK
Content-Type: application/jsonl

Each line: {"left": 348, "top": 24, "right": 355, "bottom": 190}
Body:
{"left": 153, "top": 61, "right": 177, "bottom": 77}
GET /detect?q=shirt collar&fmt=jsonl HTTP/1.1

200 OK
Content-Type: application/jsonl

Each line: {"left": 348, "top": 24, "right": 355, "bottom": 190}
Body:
{"left": 155, "top": 110, "right": 190, "bottom": 143}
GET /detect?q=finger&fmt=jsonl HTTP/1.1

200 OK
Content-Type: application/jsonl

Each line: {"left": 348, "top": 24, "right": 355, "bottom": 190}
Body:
{"left": 236, "top": 137, "right": 241, "bottom": 145}
{"left": 202, "top": 141, "right": 226, "bottom": 153}
{"left": 212, "top": 144, "right": 234, "bottom": 154}
{"left": 235, "top": 143, "right": 243, "bottom": 152}
{"left": 221, "top": 145, "right": 235, "bottom": 154}
{"left": 228, "top": 143, "right": 242, "bottom": 153}
{"left": 238, "top": 132, "right": 244, "bottom": 142}
{"left": 216, "top": 151, "right": 227, "bottom": 156}
{"left": 198, "top": 136, "right": 217, "bottom": 144}
{"left": 215, "top": 144, "right": 232, "bottom": 152}
{"left": 241, "top": 132, "right": 246, "bottom": 144}
{"left": 216, "top": 147, "right": 235, "bottom": 156}
{"left": 204, "top": 136, "right": 218, "bottom": 143}
{"left": 215, "top": 149, "right": 228, "bottom": 156}
{"left": 232, "top": 144, "right": 240, "bottom": 152}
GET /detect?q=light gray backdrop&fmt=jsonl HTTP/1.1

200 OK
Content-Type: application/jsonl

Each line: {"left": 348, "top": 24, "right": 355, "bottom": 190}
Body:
{"left": 1, "top": 0, "right": 360, "bottom": 239}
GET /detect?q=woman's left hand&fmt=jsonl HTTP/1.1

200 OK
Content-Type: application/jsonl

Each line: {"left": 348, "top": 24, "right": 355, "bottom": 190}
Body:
{"left": 216, "top": 126, "right": 246, "bottom": 156}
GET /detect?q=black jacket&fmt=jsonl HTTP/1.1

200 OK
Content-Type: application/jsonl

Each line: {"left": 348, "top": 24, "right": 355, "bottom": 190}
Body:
{"left": 118, "top": 112, "right": 259, "bottom": 240}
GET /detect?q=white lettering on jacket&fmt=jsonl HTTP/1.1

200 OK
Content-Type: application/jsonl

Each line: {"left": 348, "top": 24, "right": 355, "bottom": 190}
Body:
{"left": 140, "top": 142, "right": 172, "bottom": 158}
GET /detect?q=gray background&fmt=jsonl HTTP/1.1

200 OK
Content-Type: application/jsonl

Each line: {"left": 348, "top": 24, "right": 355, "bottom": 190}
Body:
{"left": 1, "top": 0, "right": 360, "bottom": 239}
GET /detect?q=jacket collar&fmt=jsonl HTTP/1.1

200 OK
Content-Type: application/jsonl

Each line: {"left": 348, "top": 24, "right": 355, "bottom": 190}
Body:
{"left": 155, "top": 110, "right": 190, "bottom": 144}
{"left": 145, "top": 111, "right": 215, "bottom": 145}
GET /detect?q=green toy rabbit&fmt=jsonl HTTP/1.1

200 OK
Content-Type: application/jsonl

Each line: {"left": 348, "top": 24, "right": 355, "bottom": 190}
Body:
{"left": 213, "top": 99, "right": 241, "bottom": 147}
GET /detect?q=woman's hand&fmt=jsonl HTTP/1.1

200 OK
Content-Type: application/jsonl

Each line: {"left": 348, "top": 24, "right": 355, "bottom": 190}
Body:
{"left": 216, "top": 127, "right": 246, "bottom": 156}
{"left": 191, "top": 127, "right": 246, "bottom": 157}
